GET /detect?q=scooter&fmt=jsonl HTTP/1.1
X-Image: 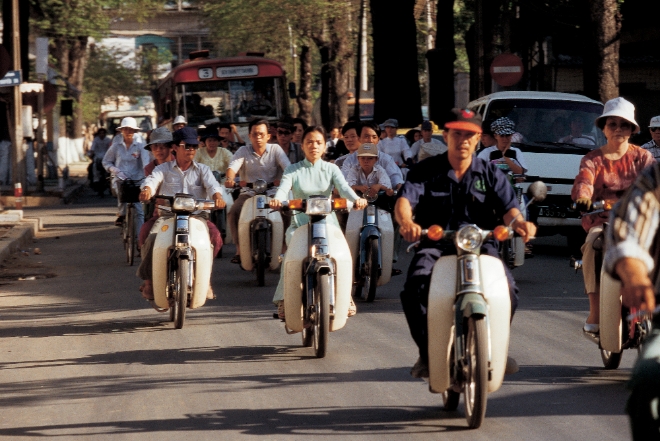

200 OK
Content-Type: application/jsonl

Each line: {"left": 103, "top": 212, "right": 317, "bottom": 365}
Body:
{"left": 150, "top": 193, "right": 216, "bottom": 329}
{"left": 210, "top": 171, "right": 234, "bottom": 257}
{"left": 345, "top": 190, "right": 395, "bottom": 302}
{"left": 499, "top": 174, "right": 527, "bottom": 270}
{"left": 409, "top": 181, "right": 546, "bottom": 429}
{"left": 237, "top": 179, "right": 283, "bottom": 286}
{"left": 570, "top": 200, "right": 652, "bottom": 369}
{"left": 280, "top": 196, "right": 354, "bottom": 358}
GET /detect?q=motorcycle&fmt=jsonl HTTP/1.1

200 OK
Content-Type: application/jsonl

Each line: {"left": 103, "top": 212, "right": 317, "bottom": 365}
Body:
{"left": 210, "top": 171, "right": 234, "bottom": 257}
{"left": 570, "top": 200, "right": 652, "bottom": 369}
{"left": 499, "top": 174, "right": 527, "bottom": 270}
{"left": 237, "top": 179, "right": 284, "bottom": 286}
{"left": 345, "top": 190, "right": 395, "bottom": 302}
{"left": 150, "top": 193, "right": 216, "bottom": 329}
{"left": 409, "top": 181, "right": 546, "bottom": 429}
{"left": 280, "top": 196, "right": 354, "bottom": 358}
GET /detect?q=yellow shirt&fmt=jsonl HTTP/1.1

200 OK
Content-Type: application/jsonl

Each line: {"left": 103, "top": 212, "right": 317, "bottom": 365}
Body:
{"left": 194, "top": 147, "right": 233, "bottom": 173}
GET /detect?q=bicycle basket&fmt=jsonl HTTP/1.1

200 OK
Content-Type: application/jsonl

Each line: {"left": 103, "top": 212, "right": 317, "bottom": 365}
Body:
{"left": 118, "top": 180, "right": 142, "bottom": 203}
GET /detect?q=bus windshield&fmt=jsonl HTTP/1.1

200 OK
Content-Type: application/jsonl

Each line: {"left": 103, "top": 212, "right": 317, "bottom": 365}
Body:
{"left": 175, "top": 77, "right": 284, "bottom": 127}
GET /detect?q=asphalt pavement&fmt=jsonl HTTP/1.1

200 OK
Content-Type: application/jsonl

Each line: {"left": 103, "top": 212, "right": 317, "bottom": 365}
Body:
{"left": 0, "top": 186, "right": 635, "bottom": 440}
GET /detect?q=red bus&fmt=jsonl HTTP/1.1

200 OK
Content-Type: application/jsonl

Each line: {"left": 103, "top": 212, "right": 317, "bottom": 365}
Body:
{"left": 154, "top": 52, "right": 290, "bottom": 129}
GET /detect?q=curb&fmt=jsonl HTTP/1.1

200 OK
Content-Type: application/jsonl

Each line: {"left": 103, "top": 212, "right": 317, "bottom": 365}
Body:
{"left": 0, "top": 224, "right": 36, "bottom": 264}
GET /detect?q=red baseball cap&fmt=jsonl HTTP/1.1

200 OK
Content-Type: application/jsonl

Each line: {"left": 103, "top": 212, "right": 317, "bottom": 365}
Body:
{"left": 444, "top": 108, "right": 483, "bottom": 133}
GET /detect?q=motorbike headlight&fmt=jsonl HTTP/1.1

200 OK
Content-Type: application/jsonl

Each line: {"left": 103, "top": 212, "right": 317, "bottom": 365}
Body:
{"left": 456, "top": 225, "right": 483, "bottom": 252}
{"left": 306, "top": 197, "right": 332, "bottom": 215}
{"left": 253, "top": 179, "right": 268, "bottom": 193}
{"left": 172, "top": 196, "right": 196, "bottom": 211}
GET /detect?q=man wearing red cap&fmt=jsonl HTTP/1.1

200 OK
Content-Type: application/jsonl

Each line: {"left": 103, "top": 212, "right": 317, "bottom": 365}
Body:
{"left": 395, "top": 108, "right": 536, "bottom": 378}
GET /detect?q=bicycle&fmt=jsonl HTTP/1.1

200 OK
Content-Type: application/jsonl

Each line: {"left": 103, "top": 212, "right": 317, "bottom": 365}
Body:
{"left": 118, "top": 179, "right": 143, "bottom": 266}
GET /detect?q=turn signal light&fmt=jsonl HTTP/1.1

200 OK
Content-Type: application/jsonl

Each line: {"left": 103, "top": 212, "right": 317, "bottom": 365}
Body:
{"left": 493, "top": 225, "right": 511, "bottom": 241}
{"left": 288, "top": 199, "right": 304, "bottom": 210}
{"left": 427, "top": 225, "right": 444, "bottom": 241}
{"left": 332, "top": 198, "right": 348, "bottom": 210}
{"left": 603, "top": 199, "right": 615, "bottom": 210}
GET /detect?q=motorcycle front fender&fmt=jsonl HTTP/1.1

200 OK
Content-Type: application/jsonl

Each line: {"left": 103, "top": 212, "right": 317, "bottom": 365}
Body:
{"left": 358, "top": 225, "right": 381, "bottom": 267}
{"left": 458, "top": 293, "right": 488, "bottom": 318}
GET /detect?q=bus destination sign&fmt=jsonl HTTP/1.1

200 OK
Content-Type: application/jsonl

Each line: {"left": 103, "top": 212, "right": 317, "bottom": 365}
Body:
{"left": 216, "top": 65, "right": 259, "bottom": 79}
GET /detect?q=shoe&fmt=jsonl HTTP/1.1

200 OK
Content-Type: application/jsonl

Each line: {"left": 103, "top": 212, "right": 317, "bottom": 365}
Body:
{"left": 583, "top": 322, "right": 599, "bottom": 333}
{"left": 230, "top": 255, "right": 241, "bottom": 264}
{"left": 391, "top": 268, "right": 402, "bottom": 276}
{"left": 277, "top": 300, "right": 285, "bottom": 320}
{"left": 411, "top": 357, "right": 429, "bottom": 378}
{"left": 505, "top": 356, "right": 519, "bottom": 375}
{"left": 348, "top": 297, "right": 357, "bottom": 317}
{"left": 206, "top": 286, "right": 215, "bottom": 300}
{"left": 115, "top": 216, "right": 125, "bottom": 227}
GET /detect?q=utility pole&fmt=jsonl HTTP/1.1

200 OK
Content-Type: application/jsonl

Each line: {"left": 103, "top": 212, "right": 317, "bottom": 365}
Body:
{"left": 10, "top": 0, "right": 26, "bottom": 193}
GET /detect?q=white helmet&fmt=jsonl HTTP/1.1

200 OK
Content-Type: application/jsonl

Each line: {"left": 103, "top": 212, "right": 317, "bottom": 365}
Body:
{"left": 173, "top": 115, "right": 187, "bottom": 125}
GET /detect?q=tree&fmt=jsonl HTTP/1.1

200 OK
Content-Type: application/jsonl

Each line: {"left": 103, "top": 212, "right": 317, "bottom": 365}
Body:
{"left": 30, "top": 0, "right": 162, "bottom": 139}
{"left": 369, "top": 0, "right": 422, "bottom": 127}
{"left": 427, "top": 0, "right": 456, "bottom": 124}
{"left": 585, "top": 0, "right": 621, "bottom": 102}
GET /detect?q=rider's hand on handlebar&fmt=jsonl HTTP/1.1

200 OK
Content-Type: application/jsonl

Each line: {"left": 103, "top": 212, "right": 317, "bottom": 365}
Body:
{"left": 213, "top": 193, "right": 226, "bottom": 209}
{"left": 269, "top": 199, "right": 282, "bottom": 210}
{"left": 139, "top": 187, "right": 152, "bottom": 202}
{"left": 224, "top": 179, "right": 235, "bottom": 188}
{"left": 575, "top": 197, "right": 592, "bottom": 212}
{"left": 616, "top": 258, "right": 657, "bottom": 312}
{"left": 400, "top": 220, "right": 422, "bottom": 243}
{"left": 511, "top": 218, "right": 537, "bottom": 243}
{"left": 385, "top": 187, "right": 394, "bottom": 197}
{"left": 354, "top": 198, "right": 368, "bottom": 210}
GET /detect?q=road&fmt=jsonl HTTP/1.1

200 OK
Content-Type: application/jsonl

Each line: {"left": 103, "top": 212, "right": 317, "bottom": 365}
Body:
{"left": 0, "top": 188, "right": 634, "bottom": 440}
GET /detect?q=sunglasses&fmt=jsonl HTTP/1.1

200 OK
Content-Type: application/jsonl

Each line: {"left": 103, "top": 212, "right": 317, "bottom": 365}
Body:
{"left": 178, "top": 143, "right": 199, "bottom": 150}
{"left": 277, "top": 130, "right": 291, "bottom": 135}
{"left": 606, "top": 122, "right": 632, "bottom": 130}
{"left": 651, "top": 127, "right": 660, "bottom": 132}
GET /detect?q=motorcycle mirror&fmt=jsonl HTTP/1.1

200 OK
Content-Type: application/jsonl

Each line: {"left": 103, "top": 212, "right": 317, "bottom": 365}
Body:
{"left": 527, "top": 181, "right": 547, "bottom": 203}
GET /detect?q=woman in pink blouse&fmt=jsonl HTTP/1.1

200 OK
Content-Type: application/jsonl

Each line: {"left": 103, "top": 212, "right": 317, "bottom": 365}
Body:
{"left": 571, "top": 98, "right": 655, "bottom": 334}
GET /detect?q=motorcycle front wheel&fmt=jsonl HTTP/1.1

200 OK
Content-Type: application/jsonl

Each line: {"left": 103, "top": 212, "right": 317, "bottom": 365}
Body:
{"left": 126, "top": 206, "right": 135, "bottom": 266}
{"left": 256, "top": 229, "right": 267, "bottom": 287}
{"left": 174, "top": 258, "right": 189, "bottom": 329}
{"left": 362, "top": 237, "right": 379, "bottom": 302}
{"left": 463, "top": 316, "right": 488, "bottom": 429}
{"left": 313, "top": 273, "right": 331, "bottom": 358}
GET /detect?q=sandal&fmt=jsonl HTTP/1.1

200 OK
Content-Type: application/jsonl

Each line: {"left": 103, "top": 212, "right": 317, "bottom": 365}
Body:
{"left": 391, "top": 268, "right": 402, "bottom": 276}
{"left": 139, "top": 281, "right": 154, "bottom": 300}
{"left": 348, "top": 297, "right": 357, "bottom": 317}
{"left": 230, "top": 255, "right": 241, "bottom": 264}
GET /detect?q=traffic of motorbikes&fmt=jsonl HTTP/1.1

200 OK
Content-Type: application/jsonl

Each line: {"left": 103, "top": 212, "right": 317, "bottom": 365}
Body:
{"left": 91, "top": 102, "right": 656, "bottom": 433}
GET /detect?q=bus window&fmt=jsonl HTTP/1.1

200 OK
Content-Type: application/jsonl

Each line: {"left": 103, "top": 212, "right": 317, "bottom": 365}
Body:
{"left": 175, "top": 77, "right": 282, "bottom": 127}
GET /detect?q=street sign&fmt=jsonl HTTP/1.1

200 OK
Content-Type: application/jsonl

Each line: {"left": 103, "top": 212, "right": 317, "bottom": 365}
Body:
{"left": 0, "top": 70, "right": 22, "bottom": 87}
{"left": 490, "top": 53, "right": 523, "bottom": 87}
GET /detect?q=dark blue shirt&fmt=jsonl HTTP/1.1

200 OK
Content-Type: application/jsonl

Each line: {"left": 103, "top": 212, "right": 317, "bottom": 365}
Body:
{"left": 400, "top": 152, "right": 518, "bottom": 234}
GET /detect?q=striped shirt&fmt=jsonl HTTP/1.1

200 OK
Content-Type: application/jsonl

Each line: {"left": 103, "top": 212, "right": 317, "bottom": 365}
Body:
{"left": 641, "top": 140, "right": 660, "bottom": 162}
{"left": 604, "top": 163, "right": 660, "bottom": 283}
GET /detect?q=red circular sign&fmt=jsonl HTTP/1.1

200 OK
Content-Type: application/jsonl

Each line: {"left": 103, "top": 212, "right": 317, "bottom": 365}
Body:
{"left": 490, "top": 53, "right": 524, "bottom": 87}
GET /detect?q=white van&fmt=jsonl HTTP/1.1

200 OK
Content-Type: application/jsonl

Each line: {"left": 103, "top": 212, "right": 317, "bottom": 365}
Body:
{"left": 468, "top": 91, "right": 605, "bottom": 240}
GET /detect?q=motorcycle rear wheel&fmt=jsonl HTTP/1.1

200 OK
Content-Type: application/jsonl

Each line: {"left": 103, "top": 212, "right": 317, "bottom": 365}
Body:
{"left": 362, "top": 237, "right": 379, "bottom": 302}
{"left": 313, "top": 273, "right": 331, "bottom": 358}
{"left": 463, "top": 316, "right": 488, "bottom": 429}
{"left": 256, "top": 229, "right": 266, "bottom": 287}
{"left": 174, "top": 258, "right": 189, "bottom": 329}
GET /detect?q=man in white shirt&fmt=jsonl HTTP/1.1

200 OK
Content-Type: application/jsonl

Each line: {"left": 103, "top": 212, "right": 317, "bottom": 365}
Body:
{"left": 409, "top": 120, "right": 447, "bottom": 162}
{"left": 225, "top": 119, "right": 291, "bottom": 263}
{"left": 378, "top": 118, "right": 412, "bottom": 167}
{"left": 345, "top": 143, "right": 394, "bottom": 197}
{"left": 137, "top": 127, "right": 226, "bottom": 301}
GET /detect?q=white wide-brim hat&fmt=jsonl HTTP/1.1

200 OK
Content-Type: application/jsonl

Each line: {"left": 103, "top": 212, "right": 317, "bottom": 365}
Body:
{"left": 173, "top": 115, "right": 187, "bottom": 125}
{"left": 117, "top": 117, "right": 141, "bottom": 131}
{"left": 595, "top": 97, "right": 639, "bottom": 132}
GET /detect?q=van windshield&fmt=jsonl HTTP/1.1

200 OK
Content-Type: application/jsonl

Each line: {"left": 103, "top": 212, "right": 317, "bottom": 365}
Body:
{"left": 486, "top": 99, "right": 606, "bottom": 148}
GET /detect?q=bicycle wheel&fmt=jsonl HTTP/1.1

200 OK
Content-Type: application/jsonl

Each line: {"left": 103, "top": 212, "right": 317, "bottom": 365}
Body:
{"left": 126, "top": 205, "right": 135, "bottom": 266}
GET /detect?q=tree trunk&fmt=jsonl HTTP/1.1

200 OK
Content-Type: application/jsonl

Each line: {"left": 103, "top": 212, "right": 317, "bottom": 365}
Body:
{"left": 370, "top": 0, "right": 422, "bottom": 127}
{"left": 585, "top": 0, "right": 621, "bottom": 102}
{"left": 52, "top": 36, "right": 89, "bottom": 139}
{"left": 296, "top": 44, "right": 313, "bottom": 124}
{"left": 428, "top": 0, "right": 456, "bottom": 124}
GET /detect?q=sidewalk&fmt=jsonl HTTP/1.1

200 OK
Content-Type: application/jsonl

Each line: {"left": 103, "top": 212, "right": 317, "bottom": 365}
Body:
{"left": 0, "top": 161, "right": 89, "bottom": 263}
